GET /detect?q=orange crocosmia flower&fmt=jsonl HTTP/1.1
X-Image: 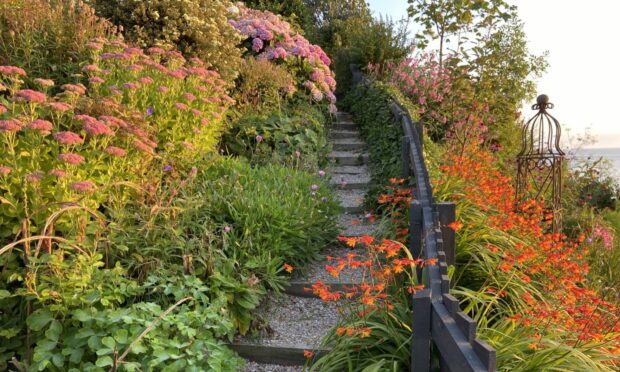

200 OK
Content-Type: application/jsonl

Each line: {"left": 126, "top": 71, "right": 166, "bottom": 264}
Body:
{"left": 304, "top": 350, "right": 314, "bottom": 359}
{"left": 351, "top": 219, "right": 361, "bottom": 225}
{"left": 359, "top": 328, "right": 372, "bottom": 338}
{"left": 284, "top": 263, "right": 293, "bottom": 273}
{"left": 448, "top": 221, "right": 463, "bottom": 231}
{"left": 360, "top": 235, "right": 374, "bottom": 245}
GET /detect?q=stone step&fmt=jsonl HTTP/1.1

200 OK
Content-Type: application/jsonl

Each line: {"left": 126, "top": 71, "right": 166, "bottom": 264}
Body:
{"left": 329, "top": 173, "right": 371, "bottom": 190}
{"left": 332, "top": 139, "right": 366, "bottom": 151}
{"left": 244, "top": 361, "right": 302, "bottom": 372}
{"left": 328, "top": 151, "right": 369, "bottom": 166}
{"left": 329, "top": 130, "right": 360, "bottom": 140}
{"left": 284, "top": 281, "right": 362, "bottom": 298}
{"left": 335, "top": 189, "right": 365, "bottom": 213}
{"left": 232, "top": 295, "right": 339, "bottom": 366}
{"left": 335, "top": 112, "right": 352, "bottom": 121}
{"left": 332, "top": 122, "right": 357, "bottom": 131}
{"left": 339, "top": 213, "right": 380, "bottom": 237}
{"left": 329, "top": 165, "right": 369, "bottom": 175}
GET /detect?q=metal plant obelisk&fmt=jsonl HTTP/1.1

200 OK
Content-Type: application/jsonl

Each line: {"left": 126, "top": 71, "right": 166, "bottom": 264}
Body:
{"left": 516, "top": 94, "right": 565, "bottom": 231}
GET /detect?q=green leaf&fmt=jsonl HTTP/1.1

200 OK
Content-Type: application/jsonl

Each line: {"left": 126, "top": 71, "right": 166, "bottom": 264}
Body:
{"left": 95, "top": 356, "right": 113, "bottom": 367}
{"left": 52, "top": 352, "right": 64, "bottom": 367}
{"left": 0, "top": 289, "right": 11, "bottom": 299}
{"left": 113, "top": 329, "right": 128, "bottom": 344}
{"left": 27, "top": 309, "right": 54, "bottom": 331}
{"left": 101, "top": 336, "right": 116, "bottom": 349}
{"left": 45, "top": 320, "right": 62, "bottom": 342}
{"left": 36, "top": 339, "right": 57, "bottom": 352}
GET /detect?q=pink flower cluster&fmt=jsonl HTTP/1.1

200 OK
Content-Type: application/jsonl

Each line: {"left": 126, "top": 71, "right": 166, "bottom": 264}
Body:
{"left": 13, "top": 89, "right": 47, "bottom": 103}
{"left": 593, "top": 226, "right": 614, "bottom": 250}
{"left": 27, "top": 119, "right": 53, "bottom": 135}
{"left": 0, "top": 65, "right": 26, "bottom": 77}
{"left": 230, "top": 4, "right": 336, "bottom": 104}
{"left": 54, "top": 131, "right": 84, "bottom": 146}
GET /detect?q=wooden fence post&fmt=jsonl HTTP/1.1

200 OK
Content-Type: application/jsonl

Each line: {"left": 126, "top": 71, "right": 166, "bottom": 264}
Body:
{"left": 411, "top": 289, "right": 431, "bottom": 372}
{"left": 410, "top": 199, "right": 423, "bottom": 281}
{"left": 436, "top": 202, "right": 456, "bottom": 266}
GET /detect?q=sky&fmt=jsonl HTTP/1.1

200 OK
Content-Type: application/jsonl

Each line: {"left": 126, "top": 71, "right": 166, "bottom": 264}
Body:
{"left": 365, "top": 0, "right": 620, "bottom": 149}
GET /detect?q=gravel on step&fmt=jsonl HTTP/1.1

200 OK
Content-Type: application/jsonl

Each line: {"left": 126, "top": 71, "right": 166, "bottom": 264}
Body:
{"left": 329, "top": 173, "right": 371, "bottom": 188}
{"left": 338, "top": 213, "right": 380, "bottom": 237}
{"left": 237, "top": 295, "right": 341, "bottom": 349}
{"left": 335, "top": 189, "right": 366, "bottom": 210}
{"left": 244, "top": 362, "right": 303, "bottom": 372}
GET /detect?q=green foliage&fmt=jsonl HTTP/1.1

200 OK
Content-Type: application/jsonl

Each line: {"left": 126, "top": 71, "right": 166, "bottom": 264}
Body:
{"left": 233, "top": 58, "right": 296, "bottom": 113}
{"left": 223, "top": 105, "right": 330, "bottom": 171}
{"left": 86, "top": 0, "right": 243, "bottom": 82}
{"left": 0, "top": 0, "right": 118, "bottom": 86}
{"left": 340, "top": 81, "right": 418, "bottom": 207}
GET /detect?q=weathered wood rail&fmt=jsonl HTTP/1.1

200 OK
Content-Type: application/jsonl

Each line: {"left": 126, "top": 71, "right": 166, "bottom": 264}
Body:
{"left": 350, "top": 66, "right": 496, "bottom": 371}
{"left": 392, "top": 102, "right": 495, "bottom": 372}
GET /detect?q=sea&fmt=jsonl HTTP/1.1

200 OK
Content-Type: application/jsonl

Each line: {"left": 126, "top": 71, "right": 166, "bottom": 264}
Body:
{"left": 570, "top": 148, "right": 620, "bottom": 180}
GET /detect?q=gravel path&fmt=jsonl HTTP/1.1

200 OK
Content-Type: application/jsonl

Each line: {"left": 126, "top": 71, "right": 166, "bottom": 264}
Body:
{"left": 244, "top": 362, "right": 303, "bottom": 372}
{"left": 237, "top": 295, "right": 341, "bottom": 349}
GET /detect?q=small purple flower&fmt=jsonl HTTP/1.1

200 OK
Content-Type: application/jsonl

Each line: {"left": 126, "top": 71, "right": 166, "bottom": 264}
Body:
{"left": 146, "top": 106, "right": 154, "bottom": 116}
{"left": 318, "top": 170, "right": 325, "bottom": 177}
{"left": 163, "top": 164, "right": 173, "bottom": 172}
{"left": 256, "top": 135, "right": 263, "bottom": 143}
{"left": 311, "top": 184, "right": 318, "bottom": 192}
{"left": 224, "top": 226, "right": 231, "bottom": 233}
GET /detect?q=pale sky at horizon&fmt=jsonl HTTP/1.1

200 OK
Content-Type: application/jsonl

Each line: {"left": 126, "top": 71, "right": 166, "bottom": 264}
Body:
{"left": 366, "top": 0, "right": 620, "bottom": 149}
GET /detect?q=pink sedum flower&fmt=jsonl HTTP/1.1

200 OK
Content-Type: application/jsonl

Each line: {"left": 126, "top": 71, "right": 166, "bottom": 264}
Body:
{"left": 82, "top": 64, "right": 101, "bottom": 73}
{"left": 48, "top": 102, "right": 72, "bottom": 112}
{"left": 0, "top": 166, "right": 12, "bottom": 176}
{"left": 61, "top": 84, "right": 87, "bottom": 95}
{"left": 34, "top": 78, "right": 54, "bottom": 87}
{"left": 0, "top": 119, "right": 22, "bottom": 133}
{"left": 133, "top": 139, "right": 154, "bottom": 154}
{"left": 174, "top": 102, "right": 188, "bottom": 110}
{"left": 26, "top": 171, "right": 45, "bottom": 183}
{"left": 13, "top": 89, "right": 47, "bottom": 103}
{"left": 54, "top": 131, "right": 84, "bottom": 145}
{"left": 58, "top": 153, "right": 85, "bottom": 165}
{"left": 0, "top": 66, "right": 26, "bottom": 77}
{"left": 70, "top": 181, "right": 96, "bottom": 193}
{"left": 104, "top": 146, "right": 126, "bottom": 157}
{"left": 89, "top": 76, "right": 105, "bottom": 84}
{"left": 27, "top": 119, "right": 53, "bottom": 135}
{"left": 48, "top": 169, "right": 68, "bottom": 178}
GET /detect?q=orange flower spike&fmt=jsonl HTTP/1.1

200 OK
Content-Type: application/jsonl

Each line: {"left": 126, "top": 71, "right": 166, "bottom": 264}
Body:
{"left": 284, "top": 263, "right": 293, "bottom": 273}
{"left": 303, "top": 350, "right": 314, "bottom": 359}
{"left": 448, "top": 221, "right": 463, "bottom": 231}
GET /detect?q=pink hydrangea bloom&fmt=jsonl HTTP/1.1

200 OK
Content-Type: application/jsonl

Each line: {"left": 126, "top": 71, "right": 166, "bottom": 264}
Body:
{"left": 48, "top": 169, "right": 68, "bottom": 178}
{"left": 104, "top": 146, "right": 126, "bottom": 157}
{"left": 34, "top": 78, "right": 54, "bottom": 87}
{"left": 0, "top": 66, "right": 26, "bottom": 77}
{"left": 0, "top": 166, "right": 12, "bottom": 176}
{"left": 13, "top": 89, "right": 47, "bottom": 103}
{"left": 58, "top": 153, "right": 85, "bottom": 165}
{"left": 54, "top": 131, "right": 84, "bottom": 145}
{"left": 27, "top": 119, "right": 53, "bottom": 135}
{"left": 70, "top": 181, "right": 96, "bottom": 193}
{"left": 0, "top": 119, "right": 22, "bottom": 133}
{"left": 252, "top": 38, "right": 264, "bottom": 52}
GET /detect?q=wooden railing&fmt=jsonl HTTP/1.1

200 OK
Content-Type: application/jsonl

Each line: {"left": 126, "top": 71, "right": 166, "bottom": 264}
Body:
{"left": 390, "top": 102, "right": 496, "bottom": 372}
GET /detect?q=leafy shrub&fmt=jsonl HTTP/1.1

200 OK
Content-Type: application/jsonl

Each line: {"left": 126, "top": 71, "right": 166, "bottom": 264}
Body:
{"left": 86, "top": 0, "right": 243, "bottom": 82}
{"left": 0, "top": 0, "right": 118, "bottom": 86}
{"left": 223, "top": 108, "right": 329, "bottom": 171}
{"left": 1, "top": 251, "right": 242, "bottom": 371}
{"left": 233, "top": 58, "right": 296, "bottom": 113}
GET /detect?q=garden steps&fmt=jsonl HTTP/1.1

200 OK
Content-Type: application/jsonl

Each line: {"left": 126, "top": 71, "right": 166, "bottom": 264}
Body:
{"left": 238, "top": 111, "right": 376, "bottom": 371}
